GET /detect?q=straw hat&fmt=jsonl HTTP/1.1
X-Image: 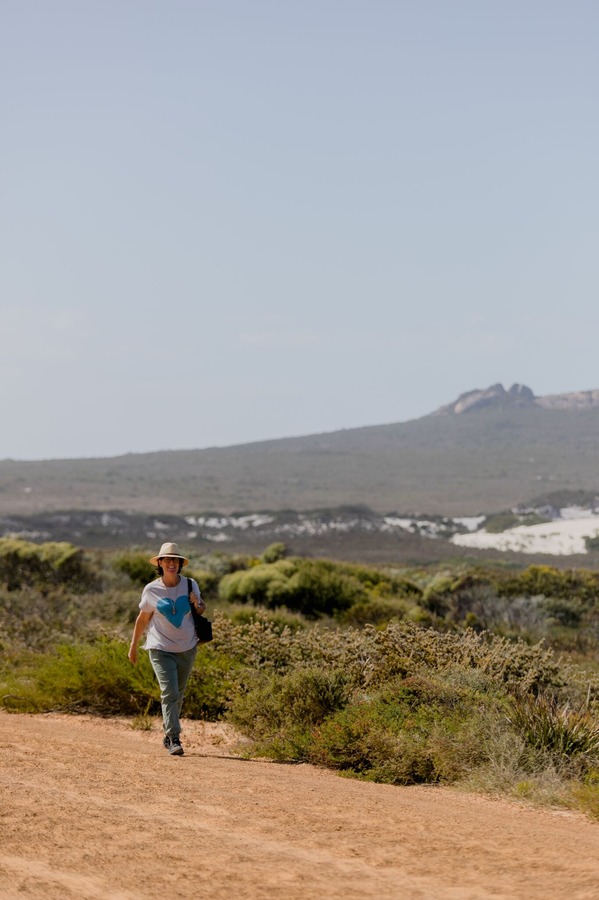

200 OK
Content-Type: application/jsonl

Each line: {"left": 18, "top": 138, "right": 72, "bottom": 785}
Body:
{"left": 149, "top": 542, "right": 190, "bottom": 567}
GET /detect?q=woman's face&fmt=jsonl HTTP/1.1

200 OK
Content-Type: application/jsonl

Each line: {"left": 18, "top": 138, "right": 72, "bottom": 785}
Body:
{"left": 159, "top": 556, "right": 180, "bottom": 577}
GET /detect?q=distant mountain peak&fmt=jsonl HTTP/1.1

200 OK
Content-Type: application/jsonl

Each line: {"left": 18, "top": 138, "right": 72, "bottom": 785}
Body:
{"left": 436, "top": 384, "right": 599, "bottom": 415}
{"left": 435, "top": 383, "right": 535, "bottom": 415}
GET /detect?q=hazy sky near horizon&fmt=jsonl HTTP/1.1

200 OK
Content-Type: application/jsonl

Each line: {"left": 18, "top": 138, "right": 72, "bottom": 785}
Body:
{"left": 2, "top": 1, "right": 598, "bottom": 460}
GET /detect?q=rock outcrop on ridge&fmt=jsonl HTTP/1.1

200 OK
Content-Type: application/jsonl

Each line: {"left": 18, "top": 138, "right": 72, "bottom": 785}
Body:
{"left": 436, "top": 383, "right": 599, "bottom": 415}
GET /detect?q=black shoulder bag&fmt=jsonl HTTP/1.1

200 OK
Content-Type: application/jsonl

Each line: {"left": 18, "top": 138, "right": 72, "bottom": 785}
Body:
{"left": 187, "top": 577, "right": 213, "bottom": 644}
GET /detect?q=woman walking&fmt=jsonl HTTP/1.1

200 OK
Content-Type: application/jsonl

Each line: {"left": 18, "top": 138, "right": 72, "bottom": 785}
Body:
{"left": 128, "top": 542, "right": 205, "bottom": 755}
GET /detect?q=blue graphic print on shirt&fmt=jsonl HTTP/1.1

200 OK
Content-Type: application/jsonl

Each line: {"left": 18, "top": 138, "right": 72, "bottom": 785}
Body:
{"left": 156, "top": 595, "right": 190, "bottom": 628}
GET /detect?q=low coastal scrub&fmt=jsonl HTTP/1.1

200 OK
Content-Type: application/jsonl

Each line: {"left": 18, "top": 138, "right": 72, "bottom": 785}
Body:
{"left": 0, "top": 537, "right": 97, "bottom": 592}
{"left": 1, "top": 541, "right": 599, "bottom": 818}
{"left": 0, "top": 636, "right": 235, "bottom": 721}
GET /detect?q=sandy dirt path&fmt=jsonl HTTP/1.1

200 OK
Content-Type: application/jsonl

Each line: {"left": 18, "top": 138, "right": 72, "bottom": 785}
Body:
{"left": 1, "top": 712, "right": 598, "bottom": 899}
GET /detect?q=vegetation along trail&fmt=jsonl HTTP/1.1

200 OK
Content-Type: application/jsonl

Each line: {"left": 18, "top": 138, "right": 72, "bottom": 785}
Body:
{"left": 1, "top": 712, "right": 598, "bottom": 899}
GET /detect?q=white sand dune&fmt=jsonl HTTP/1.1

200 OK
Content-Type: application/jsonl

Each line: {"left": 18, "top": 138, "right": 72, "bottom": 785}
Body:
{"left": 451, "top": 516, "right": 599, "bottom": 555}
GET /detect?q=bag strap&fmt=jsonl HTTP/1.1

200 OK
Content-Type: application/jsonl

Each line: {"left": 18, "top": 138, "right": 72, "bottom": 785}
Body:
{"left": 187, "top": 577, "right": 198, "bottom": 614}
{"left": 187, "top": 577, "right": 200, "bottom": 611}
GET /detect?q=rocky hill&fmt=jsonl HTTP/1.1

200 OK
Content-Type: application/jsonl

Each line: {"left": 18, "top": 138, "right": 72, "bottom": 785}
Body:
{"left": 1, "top": 384, "right": 599, "bottom": 523}
{"left": 435, "top": 383, "right": 599, "bottom": 415}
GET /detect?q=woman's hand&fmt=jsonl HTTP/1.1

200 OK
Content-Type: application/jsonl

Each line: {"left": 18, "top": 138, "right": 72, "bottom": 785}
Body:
{"left": 128, "top": 610, "right": 153, "bottom": 665}
{"left": 190, "top": 591, "right": 206, "bottom": 614}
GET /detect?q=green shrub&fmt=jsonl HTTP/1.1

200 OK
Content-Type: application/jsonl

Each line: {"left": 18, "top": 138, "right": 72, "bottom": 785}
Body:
{"left": 497, "top": 565, "right": 599, "bottom": 604}
{"left": 210, "top": 611, "right": 317, "bottom": 673}
{"left": 484, "top": 513, "right": 549, "bottom": 533}
{"left": 509, "top": 693, "right": 599, "bottom": 767}
{"left": 232, "top": 669, "right": 506, "bottom": 785}
{"left": 541, "top": 596, "right": 585, "bottom": 628}
{"left": 361, "top": 622, "right": 564, "bottom": 696}
{"left": 420, "top": 575, "right": 454, "bottom": 616}
{"left": 209, "top": 614, "right": 566, "bottom": 697}
{"left": 0, "top": 638, "right": 158, "bottom": 715}
{"left": 484, "top": 512, "right": 520, "bottom": 533}
{"left": 0, "top": 637, "right": 238, "bottom": 721}
{"left": 0, "top": 538, "right": 96, "bottom": 592}
{"left": 188, "top": 569, "right": 220, "bottom": 599}
{"left": 260, "top": 542, "right": 287, "bottom": 563}
{"left": 340, "top": 565, "right": 422, "bottom": 600}
{"left": 385, "top": 578, "right": 423, "bottom": 600}
{"left": 0, "top": 584, "right": 139, "bottom": 652}
{"left": 219, "top": 558, "right": 368, "bottom": 618}
{"left": 229, "top": 667, "right": 353, "bottom": 758}
{"left": 112, "top": 551, "right": 155, "bottom": 586}
{"left": 417, "top": 572, "right": 501, "bottom": 624}
{"left": 218, "top": 560, "right": 297, "bottom": 606}
{"left": 571, "top": 779, "right": 599, "bottom": 820}
{"left": 184, "top": 650, "right": 242, "bottom": 719}
{"left": 226, "top": 605, "right": 307, "bottom": 632}
{"left": 338, "top": 597, "right": 408, "bottom": 627}
{"left": 282, "top": 561, "right": 368, "bottom": 617}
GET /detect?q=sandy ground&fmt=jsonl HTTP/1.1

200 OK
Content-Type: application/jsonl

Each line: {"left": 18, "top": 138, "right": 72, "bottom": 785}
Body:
{"left": 1, "top": 712, "right": 599, "bottom": 899}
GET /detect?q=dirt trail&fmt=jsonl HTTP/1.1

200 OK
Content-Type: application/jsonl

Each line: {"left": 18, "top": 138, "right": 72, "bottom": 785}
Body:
{"left": 1, "top": 712, "right": 598, "bottom": 899}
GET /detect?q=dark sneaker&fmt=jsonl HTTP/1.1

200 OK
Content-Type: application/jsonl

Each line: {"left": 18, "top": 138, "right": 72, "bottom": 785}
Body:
{"left": 163, "top": 735, "right": 171, "bottom": 751}
{"left": 168, "top": 736, "right": 184, "bottom": 756}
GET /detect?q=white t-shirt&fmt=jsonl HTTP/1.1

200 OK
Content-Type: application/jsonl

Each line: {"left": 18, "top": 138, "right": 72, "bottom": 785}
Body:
{"left": 139, "top": 576, "right": 201, "bottom": 652}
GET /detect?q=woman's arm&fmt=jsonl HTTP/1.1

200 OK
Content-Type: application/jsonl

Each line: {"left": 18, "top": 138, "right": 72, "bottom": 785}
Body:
{"left": 128, "top": 610, "right": 154, "bottom": 664}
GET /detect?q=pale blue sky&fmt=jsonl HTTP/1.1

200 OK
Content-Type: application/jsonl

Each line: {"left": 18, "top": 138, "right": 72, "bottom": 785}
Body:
{"left": 1, "top": 1, "right": 598, "bottom": 459}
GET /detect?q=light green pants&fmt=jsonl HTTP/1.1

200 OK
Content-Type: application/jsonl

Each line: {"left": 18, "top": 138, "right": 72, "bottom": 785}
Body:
{"left": 148, "top": 646, "right": 198, "bottom": 738}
